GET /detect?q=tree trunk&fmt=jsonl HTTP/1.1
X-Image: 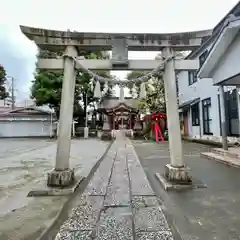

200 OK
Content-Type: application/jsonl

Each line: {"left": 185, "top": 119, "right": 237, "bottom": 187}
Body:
{"left": 83, "top": 93, "right": 87, "bottom": 122}
{"left": 54, "top": 106, "right": 60, "bottom": 120}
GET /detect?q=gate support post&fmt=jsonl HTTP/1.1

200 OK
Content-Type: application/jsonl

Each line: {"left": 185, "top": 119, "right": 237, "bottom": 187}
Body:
{"left": 47, "top": 45, "right": 77, "bottom": 187}
{"left": 162, "top": 47, "right": 191, "bottom": 183}
{"left": 219, "top": 85, "right": 228, "bottom": 150}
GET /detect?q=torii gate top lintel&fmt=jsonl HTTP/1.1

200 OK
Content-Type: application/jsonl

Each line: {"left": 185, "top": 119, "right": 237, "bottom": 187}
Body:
{"left": 20, "top": 25, "right": 212, "bottom": 52}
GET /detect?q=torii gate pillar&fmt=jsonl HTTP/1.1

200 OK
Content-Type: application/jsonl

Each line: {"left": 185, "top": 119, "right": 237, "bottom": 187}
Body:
{"left": 162, "top": 48, "right": 191, "bottom": 183}
{"left": 47, "top": 45, "right": 77, "bottom": 187}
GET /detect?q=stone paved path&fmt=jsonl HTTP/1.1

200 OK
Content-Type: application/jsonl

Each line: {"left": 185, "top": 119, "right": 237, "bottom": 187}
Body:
{"left": 55, "top": 134, "right": 174, "bottom": 239}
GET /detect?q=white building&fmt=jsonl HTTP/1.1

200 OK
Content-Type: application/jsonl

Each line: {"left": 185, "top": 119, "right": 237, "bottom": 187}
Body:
{"left": 177, "top": 2, "right": 240, "bottom": 144}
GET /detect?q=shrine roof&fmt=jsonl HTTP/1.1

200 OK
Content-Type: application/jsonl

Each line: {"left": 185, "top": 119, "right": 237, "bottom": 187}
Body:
{"left": 98, "top": 98, "right": 139, "bottom": 112}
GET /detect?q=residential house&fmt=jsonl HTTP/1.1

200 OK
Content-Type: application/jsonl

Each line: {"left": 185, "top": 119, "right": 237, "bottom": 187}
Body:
{"left": 0, "top": 107, "right": 57, "bottom": 137}
{"left": 177, "top": 1, "right": 240, "bottom": 144}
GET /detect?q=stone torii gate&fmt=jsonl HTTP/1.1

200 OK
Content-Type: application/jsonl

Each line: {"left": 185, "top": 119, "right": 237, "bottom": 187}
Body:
{"left": 20, "top": 26, "right": 212, "bottom": 187}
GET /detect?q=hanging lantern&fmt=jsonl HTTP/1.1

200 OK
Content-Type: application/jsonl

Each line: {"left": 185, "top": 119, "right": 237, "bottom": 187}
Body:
{"left": 139, "top": 82, "right": 147, "bottom": 99}
{"left": 94, "top": 81, "right": 101, "bottom": 98}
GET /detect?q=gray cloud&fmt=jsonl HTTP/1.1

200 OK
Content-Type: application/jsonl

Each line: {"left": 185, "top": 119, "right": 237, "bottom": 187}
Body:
{"left": 0, "top": 25, "right": 37, "bottom": 101}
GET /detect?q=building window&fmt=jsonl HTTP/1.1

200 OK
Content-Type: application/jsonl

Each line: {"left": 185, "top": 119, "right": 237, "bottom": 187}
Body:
{"left": 202, "top": 98, "right": 212, "bottom": 135}
{"left": 188, "top": 71, "right": 197, "bottom": 85}
{"left": 191, "top": 103, "right": 200, "bottom": 126}
{"left": 199, "top": 50, "right": 209, "bottom": 68}
{"left": 218, "top": 89, "right": 240, "bottom": 137}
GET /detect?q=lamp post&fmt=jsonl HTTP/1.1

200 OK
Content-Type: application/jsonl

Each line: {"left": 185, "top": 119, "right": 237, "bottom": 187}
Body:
{"left": 84, "top": 91, "right": 89, "bottom": 138}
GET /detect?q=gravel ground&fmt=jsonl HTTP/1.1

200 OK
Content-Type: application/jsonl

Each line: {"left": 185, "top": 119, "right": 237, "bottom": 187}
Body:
{"left": 0, "top": 138, "right": 109, "bottom": 240}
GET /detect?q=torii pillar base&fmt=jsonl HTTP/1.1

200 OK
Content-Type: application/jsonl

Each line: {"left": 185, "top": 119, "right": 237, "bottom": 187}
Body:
{"left": 47, "top": 169, "right": 74, "bottom": 187}
{"left": 165, "top": 164, "right": 192, "bottom": 183}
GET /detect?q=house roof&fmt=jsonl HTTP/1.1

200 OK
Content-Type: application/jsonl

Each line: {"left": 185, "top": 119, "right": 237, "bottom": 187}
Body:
{"left": 198, "top": 15, "right": 240, "bottom": 78}
{"left": 186, "top": 1, "right": 240, "bottom": 60}
{"left": 179, "top": 97, "right": 200, "bottom": 109}
{"left": 0, "top": 106, "right": 55, "bottom": 117}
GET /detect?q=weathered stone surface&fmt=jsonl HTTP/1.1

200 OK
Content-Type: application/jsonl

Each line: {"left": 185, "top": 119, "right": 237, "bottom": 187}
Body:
{"left": 131, "top": 196, "right": 160, "bottom": 208}
{"left": 127, "top": 154, "right": 155, "bottom": 196}
{"left": 95, "top": 207, "right": 133, "bottom": 240}
{"left": 55, "top": 230, "right": 93, "bottom": 240}
{"left": 47, "top": 169, "right": 74, "bottom": 187}
{"left": 125, "top": 141, "right": 155, "bottom": 196}
{"left": 165, "top": 164, "right": 192, "bottom": 183}
{"left": 104, "top": 152, "right": 130, "bottom": 206}
{"left": 134, "top": 206, "right": 169, "bottom": 232}
{"left": 136, "top": 231, "right": 174, "bottom": 240}
{"left": 84, "top": 151, "right": 116, "bottom": 195}
{"left": 60, "top": 196, "right": 104, "bottom": 232}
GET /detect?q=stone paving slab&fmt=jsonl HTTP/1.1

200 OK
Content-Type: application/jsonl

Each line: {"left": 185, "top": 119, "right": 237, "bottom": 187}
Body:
{"left": 95, "top": 207, "right": 133, "bottom": 240}
{"left": 55, "top": 230, "right": 93, "bottom": 240}
{"left": 126, "top": 142, "right": 155, "bottom": 196}
{"left": 84, "top": 145, "right": 117, "bottom": 196}
{"left": 60, "top": 196, "right": 104, "bottom": 231}
{"left": 133, "top": 206, "right": 170, "bottom": 232}
{"left": 104, "top": 151, "right": 130, "bottom": 207}
{"left": 136, "top": 231, "right": 174, "bottom": 240}
{"left": 131, "top": 196, "right": 160, "bottom": 208}
{"left": 55, "top": 136, "right": 173, "bottom": 240}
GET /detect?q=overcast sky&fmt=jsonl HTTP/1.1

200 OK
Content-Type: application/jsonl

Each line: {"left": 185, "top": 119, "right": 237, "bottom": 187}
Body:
{"left": 0, "top": 0, "right": 239, "bottom": 101}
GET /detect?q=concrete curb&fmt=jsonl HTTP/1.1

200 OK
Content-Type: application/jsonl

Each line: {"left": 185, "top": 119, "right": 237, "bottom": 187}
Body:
{"left": 182, "top": 137, "right": 235, "bottom": 148}
{"left": 27, "top": 175, "right": 84, "bottom": 197}
{"left": 201, "top": 152, "right": 240, "bottom": 168}
{"left": 36, "top": 140, "right": 114, "bottom": 240}
{"left": 155, "top": 173, "right": 207, "bottom": 191}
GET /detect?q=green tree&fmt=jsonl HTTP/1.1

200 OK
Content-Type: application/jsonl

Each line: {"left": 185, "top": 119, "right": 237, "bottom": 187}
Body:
{"left": 78, "top": 71, "right": 114, "bottom": 119}
{"left": 138, "top": 77, "right": 166, "bottom": 113}
{"left": 127, "top": 71, "right": 145, "bottom": 97}
{"left": 126, "top": 71, "right": 165, "bottom": 113}
{"left": 0, "top": 65, "right": 9, "bottom": 99}
{"left": 31, "top": 49, "right": 113, "bottom": 120}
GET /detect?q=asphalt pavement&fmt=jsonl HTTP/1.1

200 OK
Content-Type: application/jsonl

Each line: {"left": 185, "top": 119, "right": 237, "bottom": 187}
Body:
{"left": 133, "top": 140, "right": 240, "bottom": 240}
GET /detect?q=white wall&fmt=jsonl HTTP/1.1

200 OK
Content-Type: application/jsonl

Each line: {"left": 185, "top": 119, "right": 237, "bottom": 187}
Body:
{"left": 0, "top": 116, "right": 56, "bottom": 137}
{"left": 178, "top": 44, "right": 221, "bottom": 139}
{"left": 213, "top": 33, "right": 240, "bottom": 84}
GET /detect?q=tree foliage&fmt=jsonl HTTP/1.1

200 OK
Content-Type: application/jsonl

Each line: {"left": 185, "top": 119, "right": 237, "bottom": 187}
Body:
{"left": 127, "top": 71, "right": 166, "bottom": 114}
{"left": 31, "top": 49, "right": 113, "bottom": 121}
{"left": 127, "top": 71, "right": 145, "bottom": 97}
{"left": 0, "top": 65, "right": 9, "bottom": 99}
{"left": 138, "top": 77, "right": 166, "bottom": 113}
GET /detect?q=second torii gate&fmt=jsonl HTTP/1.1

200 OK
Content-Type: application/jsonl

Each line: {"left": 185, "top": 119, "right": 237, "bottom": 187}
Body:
{"left": 20, "top": 26, "right": 212, "bottom": 187}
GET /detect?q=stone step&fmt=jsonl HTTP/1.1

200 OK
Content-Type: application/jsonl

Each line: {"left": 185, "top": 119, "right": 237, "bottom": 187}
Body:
{"left": 211, "top": 148, "right": 240, "bottom": 160}
{"left": 201, "top": 152, "right": 240, "bottom": 168}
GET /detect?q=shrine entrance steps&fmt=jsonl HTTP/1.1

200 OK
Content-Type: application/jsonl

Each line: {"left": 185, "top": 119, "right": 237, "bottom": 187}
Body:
{"left": 111, "top": 129, "right": 134, "bottom": 139}
{"left": 55, "top": 136, "right": 174, "bottom": 239}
